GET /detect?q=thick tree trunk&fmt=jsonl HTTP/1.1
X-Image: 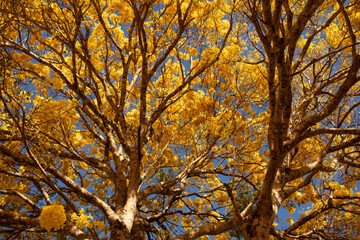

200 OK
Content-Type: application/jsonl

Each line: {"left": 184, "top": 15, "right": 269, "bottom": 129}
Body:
{"left": 241, "top": 175, "right": 283, "bottom": 240}
{"left": 109, "top": 215, "right": 146, "bottom": 240}
{"left": 109, "top": 227, "right": 146, "bottom": 240}
{"left": 241, "top": 208, "right": 275, "bottom": 240}
{"left": 109, "top": 222, "right": 130, "bottom": 240}
{"left": 130, "top": 216, "right": 147, "bottom": 240}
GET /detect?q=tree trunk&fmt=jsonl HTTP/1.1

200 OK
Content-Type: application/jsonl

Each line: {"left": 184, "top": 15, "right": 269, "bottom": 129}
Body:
{"left": 130, "top": 216, "right": 147, "bottom": 240}
{"left": 109, "top": 223, "right": 130, "bottom": 240}
{"left": 109, "top": 227, "right": 146, "bottom": 240}
{"left": 109, "top": 215, "right": 146, "bottom": 240}
{"left": 241, "top": 209, "right": 275, "bottom": 240}
{"left": 241, "top": 173, "right": 284, "bottom": 240}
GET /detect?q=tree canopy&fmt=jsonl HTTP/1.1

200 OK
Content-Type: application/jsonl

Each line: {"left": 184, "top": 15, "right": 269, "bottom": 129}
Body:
{"left": 0, "top": 0, "right": 360, "bottom": 239}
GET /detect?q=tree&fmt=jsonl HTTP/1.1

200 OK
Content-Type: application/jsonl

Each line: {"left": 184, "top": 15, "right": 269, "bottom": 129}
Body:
{"left": 0, "top": 0, "right": 360, "bottom": 239}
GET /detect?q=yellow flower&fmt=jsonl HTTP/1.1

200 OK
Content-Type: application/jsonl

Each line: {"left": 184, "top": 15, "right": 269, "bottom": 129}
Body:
{"left": 93, "top": 220, "right": 105, "bottom": 230}
{"left": 39, "top": 204, "right": 66, "bottom": 232}
{"left": 287, "top": 206, "right": 295, "bottom": 214}
{"left": 71, "top": 208, "right": 93, "bottom": 229}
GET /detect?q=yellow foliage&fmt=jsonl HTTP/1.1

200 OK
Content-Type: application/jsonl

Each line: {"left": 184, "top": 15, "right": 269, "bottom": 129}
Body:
{"left": 93, "top": 220, "right": 105, "bottom": 230}
{"left": 39, "top": 204, "right": 66, "bottom": 232}
{"left": 287, "top": 206, "right": 295, "bottom": 214}
{"left": 286, "top": 216, "right": 294, "bottom": 225}
{"left": 1, "top": 0, "right": 360, "bottom": 239}
{"left": 71, "top": 208, "right": 93, "bottom": 230}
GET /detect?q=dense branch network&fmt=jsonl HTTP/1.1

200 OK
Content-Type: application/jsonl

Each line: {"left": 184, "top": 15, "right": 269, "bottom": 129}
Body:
{"left": 0, "top": 0, "right": 360, "bottom": 239}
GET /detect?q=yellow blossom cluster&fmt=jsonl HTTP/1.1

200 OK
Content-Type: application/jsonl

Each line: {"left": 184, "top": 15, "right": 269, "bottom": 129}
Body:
{"left": 39, "top": 204, "right": 66, "bottom": 232}
{"left": 71, "top": 208, "right": 93, "bottom": 229}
